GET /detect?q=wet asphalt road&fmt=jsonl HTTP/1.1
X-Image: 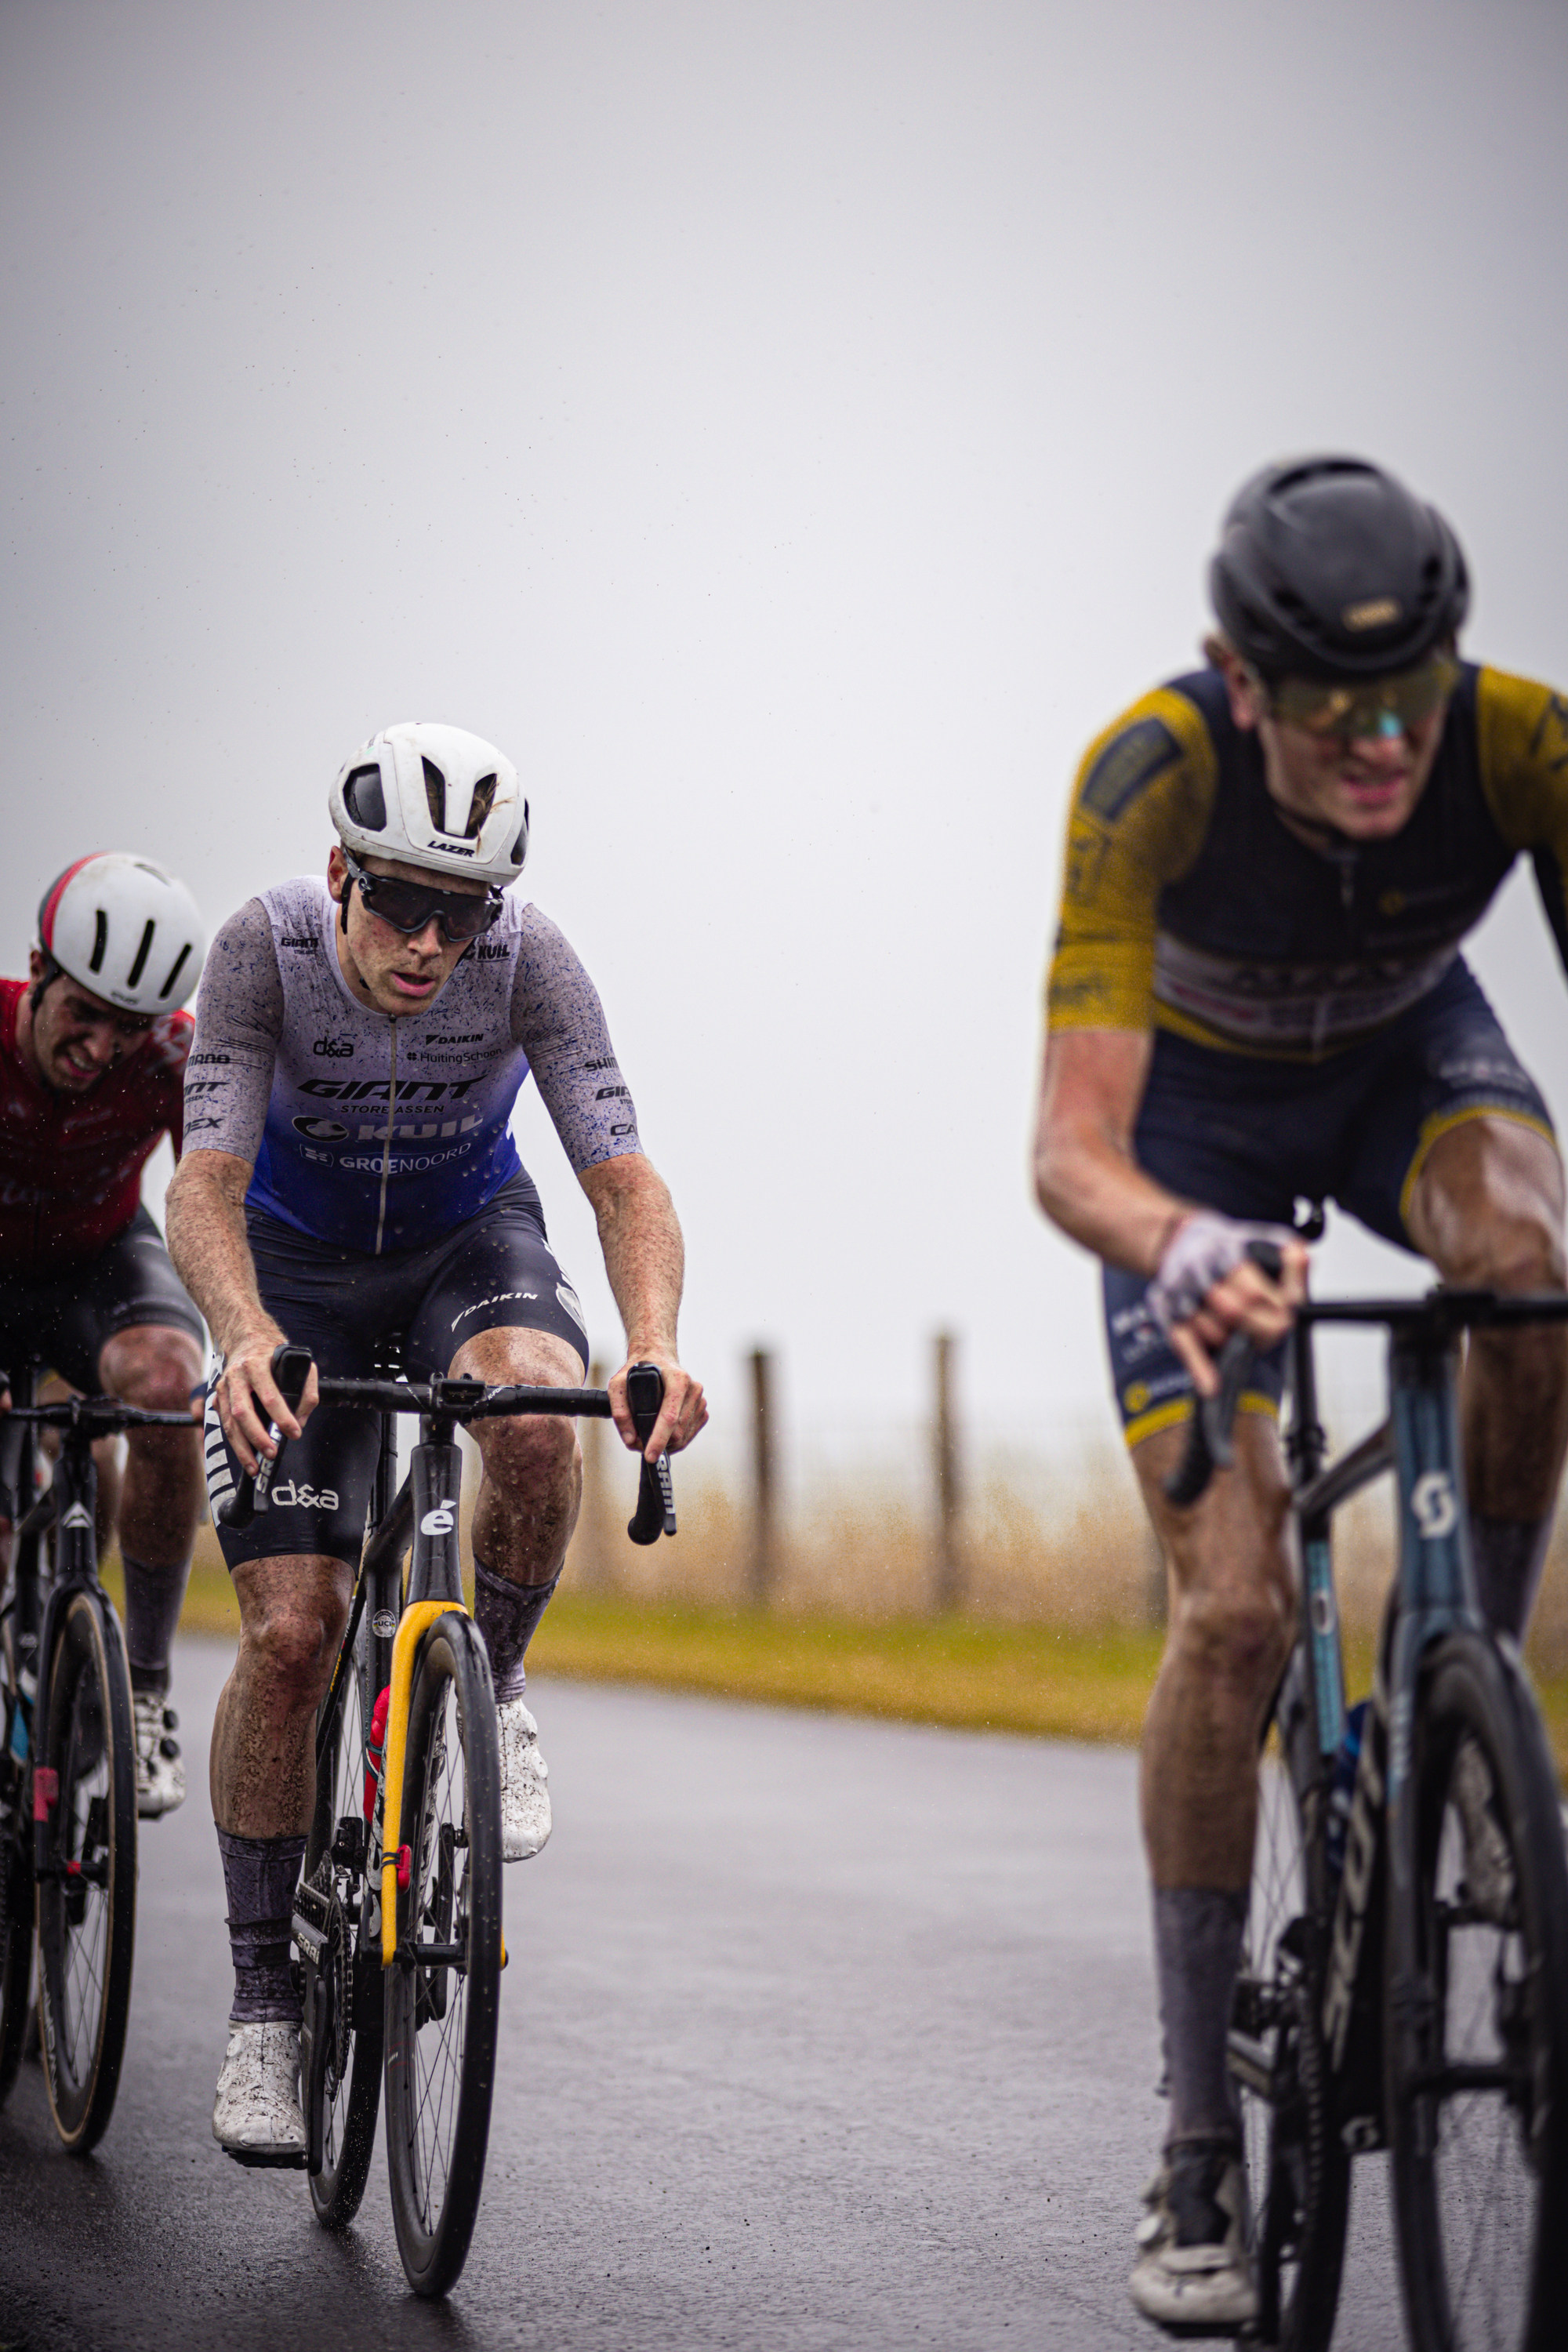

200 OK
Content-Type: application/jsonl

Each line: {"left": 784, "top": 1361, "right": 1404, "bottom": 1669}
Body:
{"left": 0, "top": 1637, "right": 1408, "bottom": 2352}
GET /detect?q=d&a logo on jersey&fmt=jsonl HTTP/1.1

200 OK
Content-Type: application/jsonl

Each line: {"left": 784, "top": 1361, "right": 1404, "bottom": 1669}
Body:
{"left": 262, "top": 1478, "right": 340, "bottom": 1512}
{"left": 313, "top": 1036, "right": 354, "bottom": 1058}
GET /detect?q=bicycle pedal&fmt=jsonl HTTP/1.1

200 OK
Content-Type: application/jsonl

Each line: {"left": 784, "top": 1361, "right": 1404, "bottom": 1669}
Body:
{"left": 222, "top": 2143, "right": 308, "bottom": 2171}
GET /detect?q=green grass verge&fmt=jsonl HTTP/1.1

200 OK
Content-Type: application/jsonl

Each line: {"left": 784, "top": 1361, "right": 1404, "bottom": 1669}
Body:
{"left": 109, "top": 1558, "right": 1568, "bottom": 1784}
{"left": 532, "top": 1594, "right": 1172, "bottom": 1744}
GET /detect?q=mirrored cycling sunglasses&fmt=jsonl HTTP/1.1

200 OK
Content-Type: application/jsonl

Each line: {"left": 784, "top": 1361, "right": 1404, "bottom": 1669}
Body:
{"left": 343, "top": 851, "right": 503, "bottom": 941}
{"left": 1261, "top": 651, "right": 1461, "bottom": 741}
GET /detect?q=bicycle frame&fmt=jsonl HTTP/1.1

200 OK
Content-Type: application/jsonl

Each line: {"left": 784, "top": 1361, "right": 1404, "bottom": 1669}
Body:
{"left": 1280, "top": 1291, "right": 1564, "bottom": 2143}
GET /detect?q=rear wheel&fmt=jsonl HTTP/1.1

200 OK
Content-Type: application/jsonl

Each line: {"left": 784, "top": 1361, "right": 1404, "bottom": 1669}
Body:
{"left": 1231, "top": 1653, "right": 1351, "bottom": 2351}
{"left": 1387, "top": 1633, "right": 1568, "bottom": 2352}
{"left": 35, "top": 1590, "right": 137, "bottom": 2152}
{"left": 303, "top": 1643, "right": 384, "bottom": 2229}
{"left": 384, "top": 1613, "right": 502, "bottom": 2299}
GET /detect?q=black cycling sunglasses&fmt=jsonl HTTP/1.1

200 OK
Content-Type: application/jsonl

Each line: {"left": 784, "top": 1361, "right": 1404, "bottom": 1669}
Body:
{"left": 343, "top": 851, "right": 503, "bottom": 942}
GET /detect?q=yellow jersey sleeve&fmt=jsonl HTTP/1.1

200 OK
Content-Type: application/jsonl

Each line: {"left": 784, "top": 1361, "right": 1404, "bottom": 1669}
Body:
{"left": 1046, "top": 684, "right": 1219, "bottom": 1033}
{"left": 1475, "top": 666, "right": 1568, "bottom": 968}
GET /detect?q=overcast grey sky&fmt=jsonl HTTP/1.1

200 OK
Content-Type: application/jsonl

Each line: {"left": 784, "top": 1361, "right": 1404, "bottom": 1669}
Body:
{"left": 5, "top": 0, "right": 1568, "bottom": 1461}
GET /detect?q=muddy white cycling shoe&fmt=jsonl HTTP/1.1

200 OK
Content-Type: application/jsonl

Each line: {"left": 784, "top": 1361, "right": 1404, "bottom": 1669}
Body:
{"left": 1129, "top": 2140, "right": 1257, "bottom": 2335}
{"left": 212, "top": 2022, "right": 307, "bottom": 2167}
{"left": 497, "top": 1696, "right": 551, "bottom": 1860}
{"left": 133, "top": 1690, "right": 186, "bottom": 1819}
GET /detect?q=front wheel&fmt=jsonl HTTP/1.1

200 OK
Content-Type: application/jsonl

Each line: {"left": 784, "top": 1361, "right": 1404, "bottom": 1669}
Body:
{"left": 0, "top": 1711, "right": 32, "bottom": 2108}
{"left": 1386, "top": 1632, "right": 1568, "bottom": 2352}
{"left": 383, "top": 1612, "right": 502, "bottom": 2299}
{"left": 35, "top": 1590, "right": 138, "bottom": 2152}
{"left": 1231, "top": 1652, "right": 1350, "bottom": 2352}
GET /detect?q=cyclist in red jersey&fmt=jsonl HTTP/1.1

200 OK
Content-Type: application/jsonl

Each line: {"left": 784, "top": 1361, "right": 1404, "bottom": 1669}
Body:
{"left": 0, "top": 854, "right": 209, "bottom": 1818}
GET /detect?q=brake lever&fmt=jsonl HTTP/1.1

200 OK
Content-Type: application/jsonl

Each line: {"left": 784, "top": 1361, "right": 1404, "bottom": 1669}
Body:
{"left": 1163, "top": 1240, "right": 1284, "bottom": 1507}
{"left": 218, "top": 1344, "right": 315, "bottom": 1530}
{"left": 625, "top": 1362, "right": 677, "bottom": 1544}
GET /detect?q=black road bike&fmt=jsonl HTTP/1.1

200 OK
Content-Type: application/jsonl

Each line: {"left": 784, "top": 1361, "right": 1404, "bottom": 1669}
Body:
{"left": 1171, "top": 1272, "right": 1568, "bottom": 2350}
{"left": 217, "top": 1345, "right": 675, "bottom": 2298}
{"left": 0, "top": 1367, "right": 195, "bottom": 2151}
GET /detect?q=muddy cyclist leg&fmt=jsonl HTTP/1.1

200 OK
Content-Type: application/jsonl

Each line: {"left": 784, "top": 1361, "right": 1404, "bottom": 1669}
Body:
{"left": 1131, "top": 1411, "right": 1296, "bottom": 2146}
{"left": 1406, "top": 1117, "right": 1568, "bottom": 1639}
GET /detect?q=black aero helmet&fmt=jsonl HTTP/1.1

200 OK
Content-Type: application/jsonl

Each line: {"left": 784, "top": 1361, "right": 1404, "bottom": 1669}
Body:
{"left": 1210, "top": 456, "right": 1468, "bottom": 681}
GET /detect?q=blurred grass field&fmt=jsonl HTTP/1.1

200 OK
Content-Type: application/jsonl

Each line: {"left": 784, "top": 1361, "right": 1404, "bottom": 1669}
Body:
{"left": 103, "top": 1458, "right": 1568, "bottom": 1784}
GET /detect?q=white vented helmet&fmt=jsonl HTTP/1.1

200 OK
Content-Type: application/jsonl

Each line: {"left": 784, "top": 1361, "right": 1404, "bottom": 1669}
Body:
{"left": 328, "top": 721, "right": 529, "bottom": 885}
{"left": 38, "top": 854, "right": 207, "bottom": 1014}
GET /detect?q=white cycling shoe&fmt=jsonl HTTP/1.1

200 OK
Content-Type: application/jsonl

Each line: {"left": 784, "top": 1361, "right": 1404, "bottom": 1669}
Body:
{"left": 1129, "top": 2142, "right": 1258, "bottom": 2336}
{"left": 497, "top": 1696, "right": 551, "bottom": 1861}
{"left": 212, "top": 2022, "right": 307, "bottom": 2167}
{"left": 133, "top": 1690, "right": 186, "bottom": 1819}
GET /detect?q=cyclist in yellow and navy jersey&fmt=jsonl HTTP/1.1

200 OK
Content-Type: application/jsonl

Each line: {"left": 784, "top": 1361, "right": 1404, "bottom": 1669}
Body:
{"left": 1033, "top": 456, "right": 1568, "bottom": 2336}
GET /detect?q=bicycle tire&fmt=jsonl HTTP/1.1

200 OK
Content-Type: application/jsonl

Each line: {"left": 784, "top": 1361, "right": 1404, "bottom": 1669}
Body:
{"left": 1387, "top": 1631, "right": 1568, "bottom": 2352}
{"left": 0, "top": 1621, "right": 33, "bottom": 2108}
{"left": 1231, "top": 1653, "right": 1350, "bottom": 2352}
{"left": 35, "top": 1589, "right": 137, "bottom": 2152}
{"left": 383, "top": 1611, "right": 502, "bottom": 2299}
{"left": 303, "top": 1643, "right": 384, "bottom": 2229}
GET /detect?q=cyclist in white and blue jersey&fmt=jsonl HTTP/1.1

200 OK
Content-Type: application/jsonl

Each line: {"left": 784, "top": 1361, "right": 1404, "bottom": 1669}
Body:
{"left": 166, "top": 721, "right": 706, "bottom": 2161}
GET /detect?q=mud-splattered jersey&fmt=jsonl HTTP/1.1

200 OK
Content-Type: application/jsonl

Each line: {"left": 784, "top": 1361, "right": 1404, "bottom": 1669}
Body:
{"left": 1047, "top": 663, "right": 1568, "bottom": 1060}
{"left": 0, "top": 979, "right": 190, "bottom": 1270}
{"left": 183, "top": 877, "right": 641, "bottom": 1252}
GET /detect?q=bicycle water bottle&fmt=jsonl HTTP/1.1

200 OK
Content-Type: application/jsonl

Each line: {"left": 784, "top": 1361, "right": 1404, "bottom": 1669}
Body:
{"left": 1324, "top": 1700, "right": 1369, "bottom": 1885}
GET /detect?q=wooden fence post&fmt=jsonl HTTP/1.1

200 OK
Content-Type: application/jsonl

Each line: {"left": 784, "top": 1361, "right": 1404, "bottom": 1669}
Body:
{"left": 572, "top": 1357, "right": 610, "bottom": 1591}
{"left": 749, "top": 1346, "right": 778, "bottom": 1606}
{"left": 932, "top": 1330, "right": 963, "bottom": 1612}
{"left": 1145, "top": 1527, "right": 1168, "bottom": 1630}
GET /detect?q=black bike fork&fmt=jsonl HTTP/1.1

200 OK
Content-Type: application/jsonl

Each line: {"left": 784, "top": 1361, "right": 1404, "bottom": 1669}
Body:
{"left": 29, "top": 1439, "right": 102, "bottom": 1883}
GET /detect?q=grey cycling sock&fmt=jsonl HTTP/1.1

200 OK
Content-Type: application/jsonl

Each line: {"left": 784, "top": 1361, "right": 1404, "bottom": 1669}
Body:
{"left": 217, "top": 1829, "right": 306, "bottom": 2025}
{"left": 1468, "top": 1515, "right": 1552, "bottom": 1645}
{"left": 121, "top": 1553, "right": 192, "bottom": 1697}
{"left": 473, "top": 1558, "right": 561, "bottom": 1704}
{"left": 1152, "top": 1885, "right": 1247, "bottom": 2147}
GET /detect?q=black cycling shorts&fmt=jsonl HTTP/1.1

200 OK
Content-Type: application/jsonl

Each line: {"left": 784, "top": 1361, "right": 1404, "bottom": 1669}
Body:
{"left": 205, "top": 1174, "right": 590, "bottom": 1569}
{"left": 0, "top": 1207, "right": 205, "bottom": 1520}
{"left": 0, "top": 1207, "right": 204, "bottom": 1397}
{"left": 1105, "top": 956, "right": 1556, "bottom": 1446}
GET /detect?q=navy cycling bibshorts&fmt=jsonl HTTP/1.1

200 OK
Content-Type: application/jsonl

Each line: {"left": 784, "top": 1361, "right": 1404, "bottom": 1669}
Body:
{"left": 1105, "top": 956, "right": 1557, "bottom": 1447}
{"left": 205, "top": 1174, "right": 590, "bottom": 1569}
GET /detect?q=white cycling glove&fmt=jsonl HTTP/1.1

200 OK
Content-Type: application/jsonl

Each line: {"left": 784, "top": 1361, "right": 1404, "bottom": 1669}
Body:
{"left": 1145, "top": 1212, "right": 1296, "bottom": 1336}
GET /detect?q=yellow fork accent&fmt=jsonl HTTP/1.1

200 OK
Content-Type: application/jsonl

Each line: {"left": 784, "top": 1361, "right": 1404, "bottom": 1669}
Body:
{"left": 379, "top": 1600, "right": 459, "bottom": 1967}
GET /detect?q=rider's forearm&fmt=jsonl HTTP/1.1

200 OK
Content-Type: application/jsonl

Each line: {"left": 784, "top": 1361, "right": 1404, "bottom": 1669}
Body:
{"left": 165, "top": 1152, "right": 284, "bottom": 1361}
{"left": 579, "top": 1153, "right": 685, "bottom": 1353}
{"left": 1034, "top": 1117, "right": 1190, "bottom": 1278}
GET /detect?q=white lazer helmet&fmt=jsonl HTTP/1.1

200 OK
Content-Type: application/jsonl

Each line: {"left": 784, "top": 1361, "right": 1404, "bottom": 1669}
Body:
{"left": 38, "top": 854, "right": 207, "bottom": 1014}
{"left": 328, "top": 721, "right": 529, "bottom": 885}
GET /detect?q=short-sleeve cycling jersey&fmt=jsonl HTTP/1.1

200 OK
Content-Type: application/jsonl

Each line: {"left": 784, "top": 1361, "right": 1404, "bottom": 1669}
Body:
{"left": 182, "top": 878, "right": 641, "bottom": 1253}
{"left": 0, "top": 979, "right": 190, "bottom": 1271}
{"left": 1047, "top": 663, "right": 1568, "bottom": 1060}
